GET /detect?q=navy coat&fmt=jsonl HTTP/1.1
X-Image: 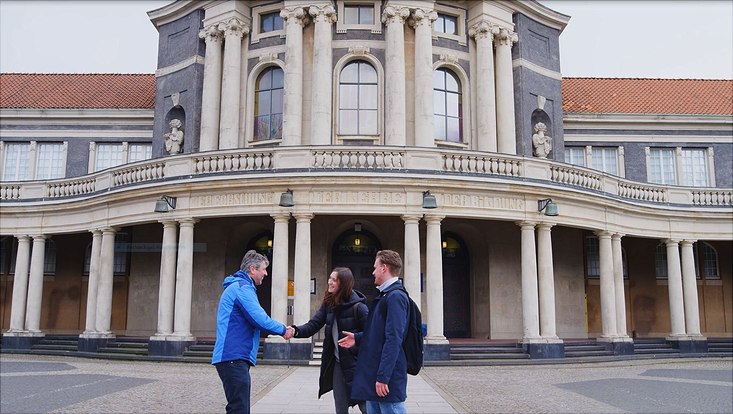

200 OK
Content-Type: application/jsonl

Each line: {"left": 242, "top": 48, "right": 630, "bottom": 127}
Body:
{"left": 350, "top": 281, "right": 410, "bottom": 403}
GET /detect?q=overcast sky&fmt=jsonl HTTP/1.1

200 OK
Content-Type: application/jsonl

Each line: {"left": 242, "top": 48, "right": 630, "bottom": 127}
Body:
{"left": 0, "top": 0, "right": 731, "bottom": 79}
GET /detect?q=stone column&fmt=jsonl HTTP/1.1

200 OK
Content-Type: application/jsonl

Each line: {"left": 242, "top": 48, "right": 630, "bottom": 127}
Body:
{"left": 411, "top": 8, "right": 437, "bottom": 148}
{"left": 7, "top": 235, "right": 31, "bottom": 332}
{"left": 536, "top": 223, "right": 557, "bottom": 338}
{"left": 95, "top": 228, "right": 116, "bottom": 335}
{"left": 218, "top": 18, "right": 249, "bottom": 150}
{"left": 596, "top": 231, "right": 617, "bottom": 339}
{"left": 309, "top": 5, "right": 336, "bottom": 145}
{"left": 424, "top": 215, "right": 446, "bottom": 341}
{"left": 665, "top": 239, "right": 686, "bottom": 337}
{"left": 198, "top": 25, "right": 224, "bottom": 151}
{"left": 293, "top": 213, "right": 313, "bottom": 325}
{"left": 24, "top": 235, "right": 47, "bottom": 333}
{"left": 680, "top": 240, "right": 702, "bottom": 336}
{"left": 611, "top": 234, "right": 629, "bottom": 338}
{"left": 173, "top": 219, "right": 197, "bottom": 339}
{"left": 469, "top": 20, "right": 498, "bottom": 152}
{"left": 280, "top": 7, "right": 307, "bottom": 146}
{"left": 83, "top": 230, "right": 102, "bottom": 334}
{"left": 402, "top": 214, "right": 422, "bottom": 310}
{"left": 382, "top": 6, "right": 410, "bottom": 146}
{"left": 494, "top": 27, "right": 518, "bottom": 155}
{"left": 270, "top": 213, "right": 290, "bottom": 324}
{"left": 518, "top": 222, "right": 540, "bottom": 340}
{"left": 154, "top": 221, "right": 178, "bottom": 336}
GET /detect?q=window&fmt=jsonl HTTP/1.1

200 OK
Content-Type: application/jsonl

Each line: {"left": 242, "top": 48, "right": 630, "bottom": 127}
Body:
{"left": 435, "top": 13, "right": 457, "bottom": 35}
{"left": 338, "top": 61, "right": 378, "bottom": 135}
{"left": 0, "top": 237, "right": 11, "bottom": 274}
{"left": 565, "top": 147, "right": 585, "bottom": 167}
{"left": 433, "top": 68, "right": 462, "bottom": 142}
{"left": 2, "top": 143, "right": 30, "bottom": 181}
{"left": 91, "top": 142, "right": 151, "bottom": 172}
{"left": 260, "top": 11, "right": 283, "bottom": 33}
{"left": 698, "top": 242, "right": 719, "bottom": 279}
{"left": 648, "top": 148, "right": 677, "bottom": 185}
{"left": 1, "top": 141, "right": 67, "bottom": 181}
{"left": 655, "top": 243, "right": 668, "bottom": 279}
{"left": 592, "top": 147, "right": 618, "bottom": 175}
{"left": 343, "top": 5, "right": 374, "bottom": 25}
{"left": 43, "top": 240, "right": 56, "bottom": 274}
{"left": 128, "top": 144, "right": 152, "bottom": 163}
{"left": 95, "top": 143, "right": 124, "bottom": 171}
{"left": 681, "top": 149, "right": 709, "bottom": 187}
{"left": 254, "top": 67, "right": 284, "bottom": 141}
{"left": 35, "top": 143, "right": 65, "bottom": 179}
{"left": 585, "top": 237, "right": 600, "bottom": 278}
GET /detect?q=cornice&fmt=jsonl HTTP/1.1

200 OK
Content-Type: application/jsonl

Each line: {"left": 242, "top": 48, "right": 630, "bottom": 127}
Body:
{"left": 147, "top": 0, "right": 209, "bottom": 28}
{"left": 497, "top": 0, "right": 570, "bottom": 32}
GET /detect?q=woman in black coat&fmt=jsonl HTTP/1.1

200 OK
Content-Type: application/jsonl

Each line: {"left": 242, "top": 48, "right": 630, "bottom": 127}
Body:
{"left": 292, "top": 267, "right": 368, "bottom": 414}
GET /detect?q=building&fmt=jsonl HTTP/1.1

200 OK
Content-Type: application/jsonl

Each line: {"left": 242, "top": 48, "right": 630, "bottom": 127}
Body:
{"left": 1, "top": 0, "right": 731, "bottom": 361}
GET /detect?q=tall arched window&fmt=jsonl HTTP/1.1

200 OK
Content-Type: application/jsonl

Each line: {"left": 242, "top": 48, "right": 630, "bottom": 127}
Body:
{"left": 433, "top": 68, "right": 462, "bottom": 142}
{"left": 254, "top": 67, "right": 284, "bottom": 141}
{"left": 338, "top": 61, "right": 378, "bottom": 135}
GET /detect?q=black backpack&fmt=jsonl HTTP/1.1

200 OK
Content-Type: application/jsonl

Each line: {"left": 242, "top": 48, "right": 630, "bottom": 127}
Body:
{"left": 384, "top": 286, "right": 424, "bottom": 375}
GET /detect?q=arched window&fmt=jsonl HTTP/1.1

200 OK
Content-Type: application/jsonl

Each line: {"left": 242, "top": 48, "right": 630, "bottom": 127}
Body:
{"left": 253, "top": 67, "right": 284, "bottom": 141}
{"left": 433, "top": 68, "right": 462, "bottom": 142}
{"left": 338, "top": 61, "right": 378, "bottom": 135}
{"left": 697, "top": 241, "right": 719, "bottom": 279}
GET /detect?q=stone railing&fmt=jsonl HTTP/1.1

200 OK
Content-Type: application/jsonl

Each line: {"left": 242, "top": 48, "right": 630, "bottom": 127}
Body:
{"left": 0, "top": 146, "right": 731, "bottom": 208}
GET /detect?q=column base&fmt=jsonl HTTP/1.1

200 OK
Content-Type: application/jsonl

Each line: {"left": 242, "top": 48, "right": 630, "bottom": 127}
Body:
{"left": 597, "top": 336, "right": 635, "bottom": 355}
{"left": 424, "top": 337, "right": 450, "bottom": 361}
{"left": 666, "top": 336, "right": 708, "bottom": 354}
{"left": 78, "top": 332, "right": 116, "bottom": 352}
{"left": 2, "top": 331, "right": 45, "bottom": 350}
{"left": 522, "top": 338, "right": 565, "bottom": 359}
{"left": 148, "top": 334, "right": 196, "bottom": 357}
{"left": 263, "top": 337, "right": 312, "bottom": 361}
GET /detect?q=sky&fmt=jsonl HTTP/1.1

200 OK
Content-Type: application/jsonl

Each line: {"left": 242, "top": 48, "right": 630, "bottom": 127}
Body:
{"left": 0, "top": 0, "right": 731, "bottom": 79}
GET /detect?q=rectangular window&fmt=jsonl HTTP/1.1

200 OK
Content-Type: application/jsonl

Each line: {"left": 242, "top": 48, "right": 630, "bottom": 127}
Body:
{"left": 591, "top": 147, "right": 618, "bottom": 175}
{"left": 681, "top": 148, "right": 708, "bottom": 187}
{"left": 35, "top": 143, "right": 65, "bottom": 180}
{"left": 95, "top": 143, "right": 124, "bottom": 171}
{"left": 564, "top": 147, "right": 585, "bottom": 167}
{"left": 435, "top": 13, "right": 457, "bottom": 35}
{"left": 343, "top": 5, "right": 374, "bottom": 25}
{"left": 0, "top": 237, "right": 11, "bottom": 275}
{"left": 3, "top": 143, "right": 30, "bottom": 181}
{"left": 128, "top": 143, "right": 152, "bottom": 163}
{"left": 655, "top": 244, "right": 668, "bottom": 279}
{"left": 584, "top": 237, "right": 600, "bottom": 278}
{"left": 260, "top": 11, "right": 283, "bottom": 33}
{"left": 649, "top": 148, "right": 676, "bottom": 185}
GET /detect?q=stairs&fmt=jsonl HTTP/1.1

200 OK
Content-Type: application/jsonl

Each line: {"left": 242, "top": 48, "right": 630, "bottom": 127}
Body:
{"left": 633, "top": 338, "right": 681, "bottom": 357}
{"left": 182, "top": 339, "right": 214, "bottom": 362}
{"left": 449, "top": 341, "right": 529, "bottom": 364}
{"left": 29, "top": 335, "right": 78, "bottom": 356}
{"left": 707, "top": 338, "right": 733, "bottom": 356}
{"left": 95, "top": 337, "right": 149, "bottom": 360}
{"left": 563, "top": 341, "right": 615, "bottom": 358}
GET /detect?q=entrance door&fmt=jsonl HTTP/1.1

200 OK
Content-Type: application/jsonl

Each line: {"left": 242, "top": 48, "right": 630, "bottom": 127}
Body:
{"left": 332, "top": 229, "right": 381, "bottom": 302}
{"left": 246, "top": 232, "right": 274, "bottom": 315}
{"left": 442, "top": 233, "right": 471, "bottom": 338}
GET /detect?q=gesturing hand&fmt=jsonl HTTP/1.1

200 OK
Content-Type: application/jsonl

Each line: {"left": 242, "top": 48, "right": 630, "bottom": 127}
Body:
{"left": 337, "top": 331, "right": 355, "bottom": 348}
{"left": 283, "top": 326, "right": 295, "bottom": 340}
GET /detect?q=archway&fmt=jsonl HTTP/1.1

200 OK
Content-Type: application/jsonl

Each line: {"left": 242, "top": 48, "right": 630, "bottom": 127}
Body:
{"left": 442, "top": 232, "right": 471, "bottom": 338}
{"left": 331, "top": 228, "right": 382, "bottom": 302}
{"left": 246, "top": 231, "right": 274, "bottom": 315}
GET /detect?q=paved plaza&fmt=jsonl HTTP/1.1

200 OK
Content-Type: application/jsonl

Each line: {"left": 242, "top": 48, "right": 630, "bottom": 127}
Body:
{"left": 1, "top": 354, "right": 731, "bottom": 413}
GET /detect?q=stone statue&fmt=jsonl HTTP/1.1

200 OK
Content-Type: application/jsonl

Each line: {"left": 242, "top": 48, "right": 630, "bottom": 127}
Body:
{"left": 532, "top": 122, "right": 552, "bottom": 158}
{"left": 164, "top": 119, "right": 184, "bottom": 155}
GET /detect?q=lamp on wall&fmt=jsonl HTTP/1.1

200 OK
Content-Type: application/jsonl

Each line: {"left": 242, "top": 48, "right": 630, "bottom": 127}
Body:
{"left": 537, "top": 198, "right": 559, "bottom": 216}
{"left": 422, "top": 191, "right": 437, "bottom": 209}
{"left": 154, "top": 195, "right": 177, "bottom": 213}
{"left": 279, "top": 189, "right": 294, "bottom": 207}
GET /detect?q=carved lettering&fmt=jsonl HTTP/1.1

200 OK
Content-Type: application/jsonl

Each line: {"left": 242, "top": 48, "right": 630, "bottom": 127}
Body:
{"left": 310, "top": 191, "right": 404, "bottom": 204}
{"left": 192, "top": 192, "right": 272, "bottom": 207}
{"left": 439, "top": 194, "right": 524, "bottom": 210}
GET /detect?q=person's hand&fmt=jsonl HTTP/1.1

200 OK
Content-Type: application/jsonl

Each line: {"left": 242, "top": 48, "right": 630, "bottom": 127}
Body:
{"left": 283, "top": 326, "right": 294, "bottom": 340}
{"left": 376, "top": 381, "right": 389, "bottom": 397}
{"left": 338, "top": 331, "right": 355, "bottom": 348}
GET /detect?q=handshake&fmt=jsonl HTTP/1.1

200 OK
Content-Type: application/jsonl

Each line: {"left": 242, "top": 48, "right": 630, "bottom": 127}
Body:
{"left": 282, "top": 325, "right": 296, "bottom": 340}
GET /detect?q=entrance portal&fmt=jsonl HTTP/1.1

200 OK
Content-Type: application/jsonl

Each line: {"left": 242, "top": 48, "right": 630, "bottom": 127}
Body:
{"left": 442, "top": 232, "right": 471, "bottom": 338}
{"left": 332, "top": 229, "right": 382, "bottom": 302}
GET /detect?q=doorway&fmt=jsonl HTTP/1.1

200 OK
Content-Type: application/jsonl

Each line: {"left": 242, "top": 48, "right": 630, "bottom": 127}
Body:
{"left": 442, "top": 232, "right": 471, "bottom": 338}
{"left": 331, "top": 228, "right": 382, "bottom": 302}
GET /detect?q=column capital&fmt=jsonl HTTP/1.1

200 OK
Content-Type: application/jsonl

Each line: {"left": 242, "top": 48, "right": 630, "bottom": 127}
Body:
{"left": 198, "top": 24, "right": 223, "bottom": 42}
{"left": 159, "top": 220, "right": 178, "bottom": 227}
{"left": 494, "top": 27, "right": 518, "bottom": 46}
{"left": 98, "top": 227, "right": 118, "bottom": 235}
{"left": 612, "top": 233, "right": 625, "bottom": 239}
{"left": 424, "top": 214, "right": 445, "bottom": 224}
{"left": 292, "top": 212, "right": 314, "bottom": 222}
{"left": 382, "top": 6, "right": 410, "bottom": 25}
{"left": 536, "top": 222, "right": 555, "bottom": 230}
{"left": 270, "top": 212, "right": 291, "bottom": 222}
{"left": 281, "top": 7, "right": 309, "bottom": 27}
{"left": 469, "top": 20, "right": 499, "bottom": 40}
{"left": 309, "top": 4, "right": 336, "bottom": 24}
{"left": 515, "top": 221, "right": 537, "bottom": 228}
{"left": 680, "top": 239, "right": 697, "bottom": 246}
{"left": 177, "top": 218, "right": 199, "bottom": 226}
{"left": 401, "top": 214, "right": 423, "bottom": 223}
{"left": 664, "top": 238, "right": 681, "bottom": 245}
{"left": 30, "top": 234, "right": 48, "bottom": 241}
{"left": 408, "top": 8, "right": 437, "bottom": 29}
{"left": 14, "top": 234, "right": 31, "bottom": 241}
{"left": 594, "top": 230, "right": 613, "bottom": 239}
{"left": 217, "top": 18, "right": 249, "bottom": 38}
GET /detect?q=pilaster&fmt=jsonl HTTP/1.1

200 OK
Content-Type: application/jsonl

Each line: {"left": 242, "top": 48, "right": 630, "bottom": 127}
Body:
{"left": 469, "top": 20, "right": 498, "bottom": 152}
{"left": 410, "top": 8, "right": 437, "bottom": 148}
{"left": 309, "top": 4, "right": 336, "bottom": 145}
{"left": 382, "top": 6, "right": 410, "bottom": 146}
{"left": 494, "top": 27, "right": 518, "bottom": 155}
{"left": 198, "top": 25, "right": 224, "bottom": 151}
{"left": 218, "top": 18, "right": 249, "bottom": 150}
{"left": 280, "top": 7, "right": 308, "bottom": 146}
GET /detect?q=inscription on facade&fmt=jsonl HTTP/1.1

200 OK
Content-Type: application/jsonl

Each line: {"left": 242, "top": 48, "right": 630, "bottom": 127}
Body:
{"left": 440, "top": 194, "right": 525, "bottom": 210}
{"left": 310, "top": 191, "right": 404, "bottom": 204}
{"left": 192, "top": 192, "right": 272, "bottom": 207}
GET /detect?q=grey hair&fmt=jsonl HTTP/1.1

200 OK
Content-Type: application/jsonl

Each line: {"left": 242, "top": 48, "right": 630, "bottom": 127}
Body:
{"left": 240, "top": 249, "right": 269, "bottom": 273}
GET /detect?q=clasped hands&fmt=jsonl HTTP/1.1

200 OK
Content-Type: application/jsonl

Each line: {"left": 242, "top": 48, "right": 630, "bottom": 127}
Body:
{"left": 282, "top": 326, "right": 295, "bottom": 340}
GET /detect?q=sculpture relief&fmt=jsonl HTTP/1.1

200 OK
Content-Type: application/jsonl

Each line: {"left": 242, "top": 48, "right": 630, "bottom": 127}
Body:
{"left": 164, "top": 119, "right": 184, "bottom": 155}
{"left": 532, "top": 122, "right": 552, "bottom": 158}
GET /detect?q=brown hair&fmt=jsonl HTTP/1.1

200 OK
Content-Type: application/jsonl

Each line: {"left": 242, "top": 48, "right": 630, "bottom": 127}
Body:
{"left": 376, "top": 249, "right": 402, "bottom": 277}
{"left": 323, "top": 267, "right": 355, "bottom": 308}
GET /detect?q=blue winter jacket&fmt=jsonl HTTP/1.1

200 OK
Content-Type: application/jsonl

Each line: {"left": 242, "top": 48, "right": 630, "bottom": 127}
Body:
{"left": 350, "top": 281, "right": 410, "bottom": 402}
{"left": 211, "top": 270, "right": 286, "bottom": 365}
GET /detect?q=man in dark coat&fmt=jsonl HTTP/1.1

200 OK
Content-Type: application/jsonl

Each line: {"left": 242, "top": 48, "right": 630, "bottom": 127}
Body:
{"left": 339, "top": 250, "right": 409, "bottom": 414}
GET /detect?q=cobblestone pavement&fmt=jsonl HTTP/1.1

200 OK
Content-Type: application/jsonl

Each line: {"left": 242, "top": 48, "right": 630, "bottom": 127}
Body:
{"left": 1, "top": 354, "right": 731, "bottom": 414}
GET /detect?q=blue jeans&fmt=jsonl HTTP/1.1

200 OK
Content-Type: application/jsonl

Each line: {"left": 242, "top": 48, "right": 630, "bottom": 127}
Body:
{"left": 215, "top": 360, "right": 251, "bottom": 414}
{"left": 366, "top": 400, "right": 406, "bottom": 414}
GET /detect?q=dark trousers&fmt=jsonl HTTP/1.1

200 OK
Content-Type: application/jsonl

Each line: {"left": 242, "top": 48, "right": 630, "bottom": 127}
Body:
{"left": 215, "top": 360, "right": 252, "bottom": 414}
{"left": 333, "top": 360, "right": 366, "bottom": 414}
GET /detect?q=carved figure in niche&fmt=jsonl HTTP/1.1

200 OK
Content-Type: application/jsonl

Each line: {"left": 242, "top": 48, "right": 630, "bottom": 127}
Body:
{"left": 532, "top": 122, "right": 552, "bottom": 158}
{"left": 164, "top": 119, "right": 184, "bottom": 155}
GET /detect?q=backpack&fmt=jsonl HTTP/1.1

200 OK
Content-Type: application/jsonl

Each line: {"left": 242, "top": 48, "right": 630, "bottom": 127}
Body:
{"left": 384, "top": 286, "right": 424, "bottom": 375}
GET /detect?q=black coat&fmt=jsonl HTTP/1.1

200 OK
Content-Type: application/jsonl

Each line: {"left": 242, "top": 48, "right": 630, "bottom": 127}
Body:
{"left": 294, "top": 290, "right": 368, "bottom": 401}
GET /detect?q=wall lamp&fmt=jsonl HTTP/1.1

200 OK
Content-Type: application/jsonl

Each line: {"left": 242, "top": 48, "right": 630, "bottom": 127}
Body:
{"left": 422, "top": 191, "right": 437, "bottom": 209}
{"left": 537, "top": 198, "right": 559, "bottom": 216}
{"left": 278, "top": 189, "right": 294, "bottom": 207}
{"left": 154, "top": 195, "right": 177, "bottom": 213}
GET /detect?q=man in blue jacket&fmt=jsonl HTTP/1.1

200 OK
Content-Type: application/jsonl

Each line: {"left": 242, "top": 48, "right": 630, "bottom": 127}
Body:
{"left": 339, "top": 249, "right": 409, "bottom": 414}
{"left": 212, "top": 250, "right": 294, "bottom": 414}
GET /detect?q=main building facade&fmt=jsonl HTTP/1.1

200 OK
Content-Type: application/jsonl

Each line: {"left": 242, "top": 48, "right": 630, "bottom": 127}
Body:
{"left": 1, "top": 0, "right": 731, "bottom": 360}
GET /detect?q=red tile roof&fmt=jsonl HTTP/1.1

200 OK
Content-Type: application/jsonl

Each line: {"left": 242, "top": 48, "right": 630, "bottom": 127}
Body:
{"left": 0, "top": 73, "right": 155, "bottom": 109}
{"left": 562, "top": 78, "right": 733, "bottom": 115}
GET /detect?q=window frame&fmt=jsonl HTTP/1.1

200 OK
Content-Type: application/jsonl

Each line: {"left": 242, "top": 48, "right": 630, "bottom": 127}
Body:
{"left": 88, "top": 141, "right": 152, "bottom": 173}
{"left": 0, "top": 140, "right": 68, "bottom": 182}
{"left": 646, "top": 146, "right": 715, "bottom": 187}
{"left": 338, "top": 60, "right": 379, "bottom": 137}
{"left": 433, "top": 67, "right": 463, "bottom": 143}
{"left": 432, "top": 4, "right": 467, "bottom": 45}
{"left": 246, "top": 61, "right": 287, "bottom": 147}
{"left": 336, "top": 0, "right": 382, "bottom": 34}
{"left": 333, "top": 52, "right": 384, "bottom": 144}
{"left": 252, "top": 66, "right": 285, "bottom": 143}
{"left": 251, "top": 3, "right": 286, "bottom": 44}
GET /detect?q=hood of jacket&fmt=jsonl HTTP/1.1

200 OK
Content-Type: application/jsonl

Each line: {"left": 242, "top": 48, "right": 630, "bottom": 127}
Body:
{"left": 336, "top": 289, "right": 367, "bottom": 310}
{"left": 222, "top": 269, "right": 252, "bottom": 289}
